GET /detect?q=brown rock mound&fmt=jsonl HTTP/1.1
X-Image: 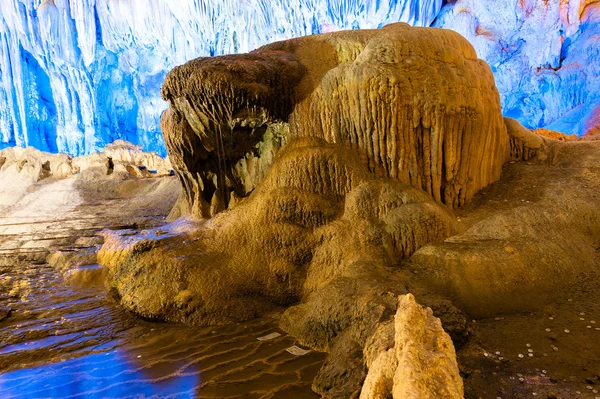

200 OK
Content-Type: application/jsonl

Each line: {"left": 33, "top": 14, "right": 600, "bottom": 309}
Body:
{"left": 99, "top": 138, "right": 457, "bottom": 326}
{"left": 99, "top": 136, "right": 468, "bottom": 396}
{"left": 409, "top": 139, "right": 600, "bottom": 317}
{"left": 161, "top": 22, "right": 509, "bottom": 218}
{"left": 100, "top": 23, "right": 547, "bottom": 396}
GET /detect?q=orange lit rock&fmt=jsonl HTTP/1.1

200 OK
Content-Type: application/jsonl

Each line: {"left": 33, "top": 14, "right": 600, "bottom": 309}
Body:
{"left": 161, "top": 23, "right": 509, "bottom": 217}
{"left": 360, "top": 294, "right": 463, "bottom": 399}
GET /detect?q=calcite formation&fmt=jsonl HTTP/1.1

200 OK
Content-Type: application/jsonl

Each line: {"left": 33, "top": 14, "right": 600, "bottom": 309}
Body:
{"left": 360, "top": 294, "right": 463, "bottom": 399}
{"left": 504, "top": 117, "right": 546, "bottom": 162}
{"left": 99, "top": 138, "right": 457, "bottom": 325}
{"left": 275, "top": 24, "right": 508, "bottom": 208}
{"left": 97, "top": 22, "right": 517, "bottom": 396}
{"left": 0, "top": 140, "right": 173, "bottom": 182}
{"left": 97, "top": 22, "right": 600, "bottom": 397}
{"left": 99, "top": 136, "right": 467, "bottom": 397}
{"left": 161, "top": 52, "right": 304, "bottom": 217}
{"left": 409, "top": 138, "right": 600, "bottom": 317}
{"left": 161, "top": 23, "right": 509, "bottom": 217}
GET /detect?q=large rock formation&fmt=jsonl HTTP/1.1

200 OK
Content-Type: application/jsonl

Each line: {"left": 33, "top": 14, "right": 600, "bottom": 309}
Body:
{"left": 99, "top": 138, "right": 458, "bottom": 326}
{"left": 160, "top": 51, "right": 304, "bottom": 217}
{"left": 97, "top": 23, "right": 517, "bottom": 396}
{"left": 96, "top": 21, "right": 600, "bottom": 397}
{"left": 161, "top": 23, "right": 508, "bottom": 218}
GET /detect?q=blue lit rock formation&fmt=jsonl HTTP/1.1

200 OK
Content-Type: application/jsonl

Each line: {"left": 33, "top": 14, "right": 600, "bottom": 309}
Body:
{"left": 0, "top": 0, "right": 441, "bottom": 155}
{"left": 0, "top": 0, "right": 598, "bottom": 154}
{"left": 434, "top": 0, "right": 600, "bottom": 136}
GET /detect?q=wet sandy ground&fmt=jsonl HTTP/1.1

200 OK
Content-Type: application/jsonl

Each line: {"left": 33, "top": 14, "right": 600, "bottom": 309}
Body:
{"left": 454, "top": 159, "right": 600, "bottom": 399}
{"left": 0, "top": 176, "right": 324, "bottom": 398}
{"left": 459, "top": 268, "right": 600, "bottom": 399}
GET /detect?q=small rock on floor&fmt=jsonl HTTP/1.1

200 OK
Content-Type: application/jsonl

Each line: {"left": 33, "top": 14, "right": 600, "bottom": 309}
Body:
{"left": 0, "top": 306, "right": 11, "bottom": 322}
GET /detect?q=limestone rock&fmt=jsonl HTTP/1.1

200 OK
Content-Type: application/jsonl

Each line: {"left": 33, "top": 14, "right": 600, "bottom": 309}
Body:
{"left": 392, "top": 294, "right": 464, "bottom": 398}
{"left": 360, "top": 294, "right": 464, "bottom": 399}
{"left": 99, "top": 138, "right": 457, "bottom": 326}
{"left": 584, "top": 105, "right": 600, "bottom": 137}
{"left": 532, "top": 127, "right": 578, "bottom": 142}
{"left": 409, "top": 140, "right": 600, "bottom": 317}
{"left": 0, "top": 306, "right": 11, "bottom": 322}
{"left": 47, "top": 249, "right": 98, "bottom": 271}
{"left": 102, "top": 23, "right": 520, "bottom": 396}
{"left": 103, "top": 140, "right": 172, "bottom": 175}
{"left": 0, "top": 146, "right": 76, "bottom": 181}
{"left": 505, "top": 117, "right": 546, "bottom": 162}
{"left": 161, "top": 23, "right": 509, "bottom": 217}
{"left": 74, "top": 140, "right": 173, "bottom": 182}
{"left": 161, "top": 51, "right": 303, "bottom": 218}
{"left": 98, "top": 136, "right": 468, "bottom": 396}
{"left": 280, "top": 23, "right": 508, "bottom": 208}
{"left": 64, "top": 264, "right": 108, "bottom": 288}
{"left": 0, "top": 140, "right": 172, "bottom": 182}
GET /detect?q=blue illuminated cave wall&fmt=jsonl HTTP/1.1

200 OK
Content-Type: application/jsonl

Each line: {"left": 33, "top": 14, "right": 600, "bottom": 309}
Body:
{"left": 435, "top": 0, "right": 600, "bottom": 137}
{"left": 0, "top": 0, "right": 598, "bottom": 155}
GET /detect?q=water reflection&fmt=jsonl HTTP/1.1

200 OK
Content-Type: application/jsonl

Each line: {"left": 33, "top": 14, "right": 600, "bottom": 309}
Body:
{"left": 0, "top": 348, "right": 199, "bottom": 399}
{"left": 0, "top": 181, "right": 323, "bottom": 398}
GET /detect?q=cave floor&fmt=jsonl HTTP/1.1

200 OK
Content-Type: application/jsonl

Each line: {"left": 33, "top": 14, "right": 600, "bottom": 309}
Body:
{"left": 0, "top": 175, "right": 324, "bottom": 399}
{"left": 458, "top": 266, "right": 600, "bottom": 399}
{"left": 451, "top": 141, "right": 600, "bottom": 399}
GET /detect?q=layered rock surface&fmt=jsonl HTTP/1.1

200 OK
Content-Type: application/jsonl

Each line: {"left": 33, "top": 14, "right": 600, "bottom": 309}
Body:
{"left": 99, "top": 138, "right": 458, "bottom": 325}
{"left": 98, "top": 23, "right": 510, "bottom": 397}
{"left": 0, "top": 140, "right": 173, "bottom": 183}
{"left": 435, "top": 0, "right": 600, "bottom": 136}
{"left": 360, "top": 294, "right": 463, "bottom": 399}
{"left": 409, "top": 138, "right": 600, "bottom": 317}
{"left": 275, "top": 23, "right": 509, "bottom": 208}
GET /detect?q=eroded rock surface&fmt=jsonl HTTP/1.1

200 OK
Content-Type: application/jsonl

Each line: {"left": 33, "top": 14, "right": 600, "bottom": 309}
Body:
{"left": 98, "top": 22, "right": 600, "bottom": 398}
{"left": 98, "top": 134, "right": 472, "bottom": 396}
{"left": 102, "top": 22, "right": 509, "bottom": 397}
{"left": 409, "top": 138, "right": 600, "bottom": 317}
{"left": 0, "top": 140, "right": 173, "bottom": 184}
{"left": 505, "top": 117, "right": 547, "bottom": 162}
{"left": 360, "top": 294, "right": 463, "bottom": 399}
{"left": 161, "top": 22, "right": 509, "bottom": 218}
{"left": 99, "top": 138, "right": 457, "bottom": 326}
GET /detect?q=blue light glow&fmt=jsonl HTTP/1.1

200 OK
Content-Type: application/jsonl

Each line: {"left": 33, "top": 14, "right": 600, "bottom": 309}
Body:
{"left": 0, "top": 349, "right": 199, "bottom": 398}
{"left": 0, "top": 0, "right": 598, "bottom": 155}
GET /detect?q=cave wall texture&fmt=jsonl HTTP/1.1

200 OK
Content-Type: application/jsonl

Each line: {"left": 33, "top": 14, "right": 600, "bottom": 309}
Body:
{"left": 0, "top": 0, "right": 598, "bottom": 155}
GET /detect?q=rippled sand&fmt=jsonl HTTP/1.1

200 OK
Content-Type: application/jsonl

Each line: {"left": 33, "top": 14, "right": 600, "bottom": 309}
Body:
{"left": 0, "top": 175, "right": 324, "bottom": 398}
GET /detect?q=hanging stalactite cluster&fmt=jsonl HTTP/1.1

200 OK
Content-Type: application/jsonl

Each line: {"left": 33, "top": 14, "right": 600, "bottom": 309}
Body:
{"left": 161, "top": 51, "right": 305, "bottom": 218}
